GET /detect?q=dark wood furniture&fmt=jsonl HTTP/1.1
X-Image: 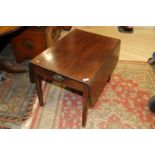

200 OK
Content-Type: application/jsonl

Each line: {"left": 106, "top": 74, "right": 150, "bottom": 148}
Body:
{"left": 29, "top": 29, "right": 121, "bottom": 127}
{"left": 0, "top": 26, "right": 27, "bottom": 74}
{"left": 61, "top": 26, "right": 72, "bottom": 31}
{"left": 11, "top": 26, "right": 61, "bottom": 63}
{"left": 0, "top": 26, "right": 21, "bottom": 36}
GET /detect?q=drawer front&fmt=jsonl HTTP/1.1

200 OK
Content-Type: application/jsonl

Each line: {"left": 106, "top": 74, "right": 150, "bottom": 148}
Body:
{"left": 11, "top": 30, "right": 47, "bottom": 58}
{"left": 31, "top": 64, "right": 85, "bottom": 91}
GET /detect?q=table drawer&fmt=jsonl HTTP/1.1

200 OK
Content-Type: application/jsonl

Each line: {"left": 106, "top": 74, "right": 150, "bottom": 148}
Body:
{"left": 31, "top": 64, "right": 85, "bottom": 91}
{"left": 11, "top": 26, "right": 61, "bottom": 63}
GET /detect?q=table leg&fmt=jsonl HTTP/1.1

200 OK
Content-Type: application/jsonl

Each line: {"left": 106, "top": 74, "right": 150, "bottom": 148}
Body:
{"left": 82, "top": 87, "right": 89, "bottom": 127}
{"left": 35, "top": 74, "right": 44, "bottom": 106}
{"left": 107, "top": 75, "right": 112, "bottom": 83}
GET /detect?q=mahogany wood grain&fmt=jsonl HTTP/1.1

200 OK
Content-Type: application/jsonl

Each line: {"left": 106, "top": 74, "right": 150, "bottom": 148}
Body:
{"left": 34, "top": 74, "right": 44, "bottom": 106}
{"left": 0, "top": 26, "right": 21, "bottom": 37}
{"left": 29, "top": 29, "right": 121, "bottom": 127}
{"left": 11, "top": 26, "right": 61, "bottom": 63}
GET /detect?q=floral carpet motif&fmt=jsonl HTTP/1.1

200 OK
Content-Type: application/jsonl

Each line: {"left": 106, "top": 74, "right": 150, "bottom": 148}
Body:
{"left": 0, "top": 72, "right": 35, "bottom": 128}
{"left": 27, "top": 60, "right": 155, "bottom": 129}
{"left": 1, "top": 60, "right": 155, "bottom": 129}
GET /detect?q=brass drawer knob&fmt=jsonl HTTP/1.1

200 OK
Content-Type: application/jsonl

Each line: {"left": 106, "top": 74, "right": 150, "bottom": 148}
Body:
{"left": 53, "top": 74, "right": 64, "bottom": 82}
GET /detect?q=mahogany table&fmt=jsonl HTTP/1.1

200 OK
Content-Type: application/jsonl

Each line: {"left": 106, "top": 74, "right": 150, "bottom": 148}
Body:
{"left": 29, "top": 29, "right": 121, "bottom": 127}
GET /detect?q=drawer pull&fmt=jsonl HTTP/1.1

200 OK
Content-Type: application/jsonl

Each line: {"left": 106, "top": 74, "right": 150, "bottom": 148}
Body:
{"left": 53, "top": 74, "right": 64, "bottom": 82}
{"left": 23, "top": 39, "right": 35, "bottom": 50}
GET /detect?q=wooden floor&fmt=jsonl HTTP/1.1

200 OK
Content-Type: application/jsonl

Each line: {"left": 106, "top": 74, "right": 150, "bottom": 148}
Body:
{"left": 61, "top": 26, "right": 155, "bottom": 61}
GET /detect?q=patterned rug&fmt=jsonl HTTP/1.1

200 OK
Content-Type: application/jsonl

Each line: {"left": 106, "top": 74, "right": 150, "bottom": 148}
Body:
{"left": 26, "top": 60, "right": 155, "bottom": 129}
{"left": 0, "top": 72, "right": 36, "bottom": 128}
{"left": 1, "top": 60, "right": 155, "bottom": 128}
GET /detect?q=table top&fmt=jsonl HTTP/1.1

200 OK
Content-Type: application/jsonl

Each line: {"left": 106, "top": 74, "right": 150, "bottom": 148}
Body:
{"left": 31, "top": 29, "right": 120, "bottom": 84}
{"left": 0, "top": 26, "right": 21, "bottom": 37}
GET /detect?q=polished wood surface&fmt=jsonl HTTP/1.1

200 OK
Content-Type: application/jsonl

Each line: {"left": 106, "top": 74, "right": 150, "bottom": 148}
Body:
{"left": 32, "top": 29, "right": 120, "bottom": 83}
{"left": 30, "top": 29, "right": 120, "bottom": 127}
{"left": 0, "top": 26, "right": 21, "bottom": 51}
{"left": 11, "top": 26, "right": 61, "bottom": 63}
{"left": 72, "top": 26, "right": 155, "bottom": 61}
{"left": 0, "top": 26, "right": 21, "bottom": 37}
